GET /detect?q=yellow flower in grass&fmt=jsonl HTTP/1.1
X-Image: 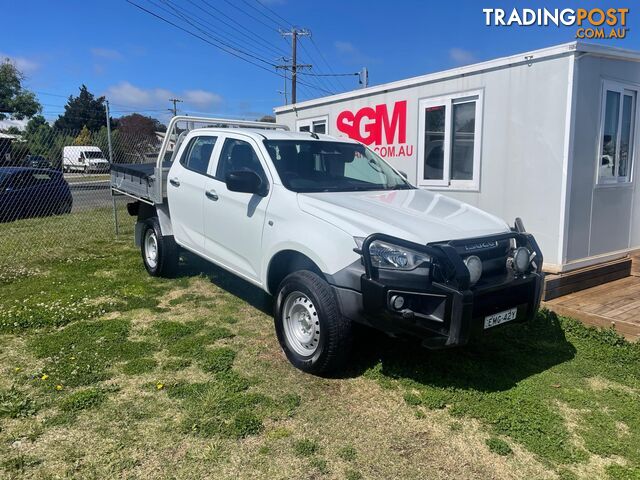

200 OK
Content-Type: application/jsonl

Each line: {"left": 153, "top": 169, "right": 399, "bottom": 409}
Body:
{"left": 156, "top": 382, "right": 164, "bottom": 390}
{"left": 55, "top": 385, "right": 63, "bottom": 391}
{"left": 14, "top": 367, "right": 21, "bottom": 373}
{"left": 41, "top": 374, "right": 49, "bottom": 381}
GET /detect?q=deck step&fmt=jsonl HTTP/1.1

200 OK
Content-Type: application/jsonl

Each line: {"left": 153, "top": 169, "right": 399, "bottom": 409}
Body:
{"left": 543, "top": 257, "right": 631, "bottom": 301}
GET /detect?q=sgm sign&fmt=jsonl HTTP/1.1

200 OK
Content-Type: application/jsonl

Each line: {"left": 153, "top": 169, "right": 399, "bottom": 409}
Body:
{"left": 336, "top": 101, "right": 414, "bottom": 158}
{"left": 483, "top": 8, "right": 629, "bottom": 39}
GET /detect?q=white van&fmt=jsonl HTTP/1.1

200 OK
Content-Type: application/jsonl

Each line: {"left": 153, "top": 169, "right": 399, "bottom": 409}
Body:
{"left": 63, "top": 146, "right": 110, "bottom": 173}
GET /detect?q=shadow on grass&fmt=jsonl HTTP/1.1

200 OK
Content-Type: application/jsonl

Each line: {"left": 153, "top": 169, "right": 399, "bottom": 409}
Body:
{"left": 346, "top": 310, "right": 576, "bottom": 393}
{"left": 177, "top": 251, "right": 273, "bottom": 315}
{"left": 175, "top": 253, "right": 575, "bottom": 392}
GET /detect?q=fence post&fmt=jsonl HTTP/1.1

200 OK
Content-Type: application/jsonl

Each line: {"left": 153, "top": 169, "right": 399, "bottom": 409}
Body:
{"left": 105, "top": 100, "right": 119, "bottom": 237}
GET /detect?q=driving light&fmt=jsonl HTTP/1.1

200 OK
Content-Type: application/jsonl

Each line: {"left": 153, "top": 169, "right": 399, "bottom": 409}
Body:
{"left": 390, "top": 295, "right": 405, "bottom": 310}
{"left": 464, "top": 255, "right": 483, "bottom": 285}
{"left": 363, "top": 239, "right": 431, "bottom": 271}
{"left": 511, "top": 247, "right": 531, "bottom": 273}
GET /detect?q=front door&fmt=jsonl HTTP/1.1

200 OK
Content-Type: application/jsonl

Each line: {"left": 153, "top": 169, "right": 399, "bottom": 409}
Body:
{"left": 203, "top": 136, "right": 271, "bottom": 283}
{"left": 167, "top": 135, "right": 218, "bottom": 254}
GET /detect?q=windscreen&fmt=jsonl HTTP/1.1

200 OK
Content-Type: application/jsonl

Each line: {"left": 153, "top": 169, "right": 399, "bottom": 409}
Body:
{"left": 263, "top": 140, "right": 412, "bottom": 193}
{"left": 83, "top": 151, "right": 105, "bottom": 159}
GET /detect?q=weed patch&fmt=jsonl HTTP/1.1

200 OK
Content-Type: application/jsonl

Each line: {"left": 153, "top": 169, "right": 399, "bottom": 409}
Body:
{"left": 294, "top": 438, "right": 320, "bottom": 457}
{"left": 29, "top": 318, "right": 156, "bottom": 387}
{"left": 0, "top": 387, "right": 38, "bottom": 418}
{"left": 486, "top": 437, "right": 512, "bottom": 456}
{"left": 122, "top": 357, "right": 158, "bottom": 375}
{"left": 60, "top": 387, "right": 105, "bottom": 412}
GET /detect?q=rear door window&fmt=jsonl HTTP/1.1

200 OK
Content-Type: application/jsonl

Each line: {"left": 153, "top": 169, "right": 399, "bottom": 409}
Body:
{"left": 179, "top": 136, "right": 218, "bottom": 175}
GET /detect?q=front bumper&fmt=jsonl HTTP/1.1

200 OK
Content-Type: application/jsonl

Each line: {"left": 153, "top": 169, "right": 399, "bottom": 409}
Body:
{"left": 331, "top": 230, "right": 544, "bottom": 348}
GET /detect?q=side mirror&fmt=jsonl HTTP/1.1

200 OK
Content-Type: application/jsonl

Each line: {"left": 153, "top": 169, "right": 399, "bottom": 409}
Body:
{"left": 398, "top": 170, "right": 408, "bottom": 179}
{"left": 225, "top": 170, "right": 267, "bottom": 196}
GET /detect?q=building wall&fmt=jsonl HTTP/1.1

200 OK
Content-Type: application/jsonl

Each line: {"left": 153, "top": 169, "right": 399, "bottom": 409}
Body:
{"left": 567, "top": 55, "right": 640, "bottom": 264}
{"left": 276, "top": 55, "right": 572, "bottom": 267}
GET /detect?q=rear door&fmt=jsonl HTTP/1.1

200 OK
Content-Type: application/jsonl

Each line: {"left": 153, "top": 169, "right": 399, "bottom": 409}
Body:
{"left": 167, "top": 134, "right": 219, "bottom": 254}
{"left": 203, "top": 135, "right": 271, "bottom": 283}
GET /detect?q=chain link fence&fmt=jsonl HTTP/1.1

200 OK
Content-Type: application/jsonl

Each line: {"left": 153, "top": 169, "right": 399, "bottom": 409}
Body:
{"left": 0, "top": 125, "right": 166, "bottom": 270}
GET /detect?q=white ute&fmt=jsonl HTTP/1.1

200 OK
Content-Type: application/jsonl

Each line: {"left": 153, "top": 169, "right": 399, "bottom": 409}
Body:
{"left": 111, "top": 116, "right": 544, "bottom": 374}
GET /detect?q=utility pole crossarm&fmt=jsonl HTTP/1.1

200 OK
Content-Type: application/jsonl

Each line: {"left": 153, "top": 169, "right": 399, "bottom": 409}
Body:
{"left": 168, "top": 98, "right": 183, "bottom": 116}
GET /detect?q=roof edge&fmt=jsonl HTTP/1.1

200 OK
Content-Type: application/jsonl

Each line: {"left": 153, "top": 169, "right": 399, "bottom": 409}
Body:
{"left": 275, "top": 41, "right": 640, "bottom": 114}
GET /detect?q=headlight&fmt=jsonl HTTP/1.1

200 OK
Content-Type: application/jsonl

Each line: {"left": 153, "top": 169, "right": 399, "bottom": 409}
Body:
{"left": 355, "top": 237, "right": 431, "bottom": 270}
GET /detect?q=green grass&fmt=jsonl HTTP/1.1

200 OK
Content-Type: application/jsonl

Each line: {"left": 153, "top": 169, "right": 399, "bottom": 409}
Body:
{"left": 1, "top": 211, "right": 639, "bottom": 479}
{"left": 362, "top": 309, "right": 640, "bottom": 467}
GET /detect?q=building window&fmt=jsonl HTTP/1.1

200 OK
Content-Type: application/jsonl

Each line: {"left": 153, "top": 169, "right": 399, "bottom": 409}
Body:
{"left": 296, "top": 115, "right": 328, "bottom": 135}
{"left": 598, "top": 81, "right": 637, "bottom": 185}
{"left": 418, "top": 90, "right": 483, "bottom": 189}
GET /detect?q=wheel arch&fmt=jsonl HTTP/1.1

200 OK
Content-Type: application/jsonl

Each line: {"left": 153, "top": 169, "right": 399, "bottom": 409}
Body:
{"left": 266, "top": 249, "right": 325, "bottom": 295}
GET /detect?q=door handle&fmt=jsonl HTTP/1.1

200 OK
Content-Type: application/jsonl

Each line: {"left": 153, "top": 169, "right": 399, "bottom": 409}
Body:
{"left": 205, "top": 190, "right": 219, "bottom": 201}
{"left": 169, "top": 177, "right": 180, "bottom": 187}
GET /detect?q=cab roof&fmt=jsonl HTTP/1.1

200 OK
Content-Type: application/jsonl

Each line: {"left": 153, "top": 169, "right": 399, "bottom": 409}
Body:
{"left": 186, "top": 127, "right": 358, "bottom": 144}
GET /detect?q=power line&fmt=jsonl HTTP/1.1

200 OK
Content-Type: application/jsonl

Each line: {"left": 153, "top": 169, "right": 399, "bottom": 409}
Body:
{"left": 253, "top": 0, "right": 292, "bottom": 28}
{"left": 221, "top": 0, "right": 277, "bottom": 31}
{"left": 240, "top": 0, "right": 284, "bottom": 28}
{"left": 126, "top": 0, "right": 333, "bottom": 96}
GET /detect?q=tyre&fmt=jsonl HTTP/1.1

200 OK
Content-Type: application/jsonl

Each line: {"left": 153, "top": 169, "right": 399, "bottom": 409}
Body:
{"left": 140, "top": 217, "right": 179, "bottom": 277}
{"left": 274, "top": 271, "right": 352, "bottom": 374}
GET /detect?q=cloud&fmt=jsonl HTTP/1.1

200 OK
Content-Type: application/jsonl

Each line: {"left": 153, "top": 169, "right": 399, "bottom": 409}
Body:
{"left": 91, "top": 48, "right": 123, "bottom": 61}
{"left": 104, "top": 82, "right": 222, "bottom": 112}
{"left": 0, "top": 119, "right": 28, "bottom": 131}
{"left": 334, "top": 41, "right": 378, "bottom": 65}
{"left": 183, "top": 89, "right": 223, "bottom": 108}
{"left": 449, "top": 48, "right": 476, "bottom": 66}
{"left": 0, "top": 52, "right": 39, "bottom": 74}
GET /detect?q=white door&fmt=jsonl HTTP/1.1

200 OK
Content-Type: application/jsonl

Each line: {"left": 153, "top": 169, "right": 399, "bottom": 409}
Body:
{"left": 203, "top": 136, "right": 271, "bottom": 283}
{"left": 167, "top": 135, "right": 218, "bottom": 254}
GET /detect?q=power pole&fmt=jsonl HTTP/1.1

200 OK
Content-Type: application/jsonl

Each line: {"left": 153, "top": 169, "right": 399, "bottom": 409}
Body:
{"left": 168, "top": 98, "right": 182, "bottom": 116}
{"left": 279, "top": 28, "right": 311, "bottom": 104}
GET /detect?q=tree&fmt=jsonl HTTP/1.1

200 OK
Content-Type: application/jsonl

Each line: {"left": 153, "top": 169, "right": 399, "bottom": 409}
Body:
{"left": 25, "top": 115, "right": 48, "bottom": 135}
{"left": 54, "top": 85, "right": 106, "bottom": 132}
{"left": 257, "top": 115, "right": 276, "bottom": 123}
{"left": 116, "top": 113, "right": 165, "bottom": 137}
{"left": 0, "top": 59, "right": 41, "bottom": 120}
{"left": 74, "top": 125, "right": 92, "bottom": 145}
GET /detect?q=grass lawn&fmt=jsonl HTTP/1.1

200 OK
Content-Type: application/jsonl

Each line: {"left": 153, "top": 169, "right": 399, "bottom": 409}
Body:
{"left": 0, "top": 211, "right": 639, "bottom": 479}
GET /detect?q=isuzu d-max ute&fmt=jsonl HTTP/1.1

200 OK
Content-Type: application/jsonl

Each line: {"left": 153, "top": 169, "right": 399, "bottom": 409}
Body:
{"left": 111, "top": 116, "right": 544, "bottom": 374}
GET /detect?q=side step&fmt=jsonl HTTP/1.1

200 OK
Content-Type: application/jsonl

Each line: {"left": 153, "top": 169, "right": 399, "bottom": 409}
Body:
{"left": 543, "top": 257, "right": 632, "bottom": 301}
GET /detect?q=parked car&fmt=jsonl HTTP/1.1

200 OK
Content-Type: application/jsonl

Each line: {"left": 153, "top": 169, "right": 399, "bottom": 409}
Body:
{"left": 62, "top": 146, "right": 110, "bottom": 173}
{"left": 111, "top": 116, "right": 544, "bottom": 375}
{"left": 24, "top": 155, "right": 52, "bottom": 169}
{"left": 0, "top": 167, "right": 73, "bottom": 222}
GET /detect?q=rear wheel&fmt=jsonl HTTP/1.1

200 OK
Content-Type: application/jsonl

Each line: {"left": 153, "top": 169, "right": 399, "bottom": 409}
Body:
{"left": 141, "top": 217, "right": 178, "bottom": 277}
{"left": 274, "top": 271, "right": 352, "bottom": 375}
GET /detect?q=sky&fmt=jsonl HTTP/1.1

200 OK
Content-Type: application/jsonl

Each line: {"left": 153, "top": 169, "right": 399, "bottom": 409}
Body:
{"left": 1, "top": 0, "right": 638, "bottom": 126}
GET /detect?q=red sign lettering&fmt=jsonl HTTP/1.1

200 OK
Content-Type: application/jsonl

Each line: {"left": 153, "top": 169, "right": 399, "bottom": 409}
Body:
{"left": 336, "top": 101, "right": 407, "bottom": 146}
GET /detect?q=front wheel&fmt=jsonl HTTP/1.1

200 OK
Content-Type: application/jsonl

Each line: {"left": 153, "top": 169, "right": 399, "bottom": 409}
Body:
{"left": 274, "top": 271, "right": 352, "bottom": 375}
{"left": 141, "top": 217, "right": 178, "bottom": 277}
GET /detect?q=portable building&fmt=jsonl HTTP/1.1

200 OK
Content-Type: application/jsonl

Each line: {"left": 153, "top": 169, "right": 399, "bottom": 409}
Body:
{"left": 275, "top": 41, "right": 640, "bottom": 290}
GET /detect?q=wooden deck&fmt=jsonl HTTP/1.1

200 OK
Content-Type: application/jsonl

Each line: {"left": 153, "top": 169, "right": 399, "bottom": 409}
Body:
{"left": 543, "top": 251, "right": 640, "bottom": 341}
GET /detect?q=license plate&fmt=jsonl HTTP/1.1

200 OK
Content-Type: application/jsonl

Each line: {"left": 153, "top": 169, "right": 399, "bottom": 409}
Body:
{"left": 484, "top": 307, "right": 518, "bottom": 329}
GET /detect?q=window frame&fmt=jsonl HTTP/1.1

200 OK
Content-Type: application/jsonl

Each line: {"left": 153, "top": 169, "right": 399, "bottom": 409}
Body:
{"left": 296, "top": 115, "right": 329, "bottom": 135}
{"left": 595, "top": 79, "right": 638, "bottom": 187}
{"left": 417, "top": 90, "right": 483, "bottom": 191}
